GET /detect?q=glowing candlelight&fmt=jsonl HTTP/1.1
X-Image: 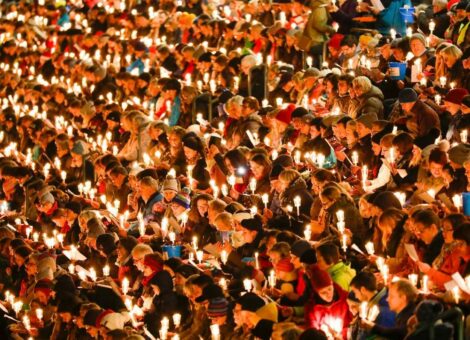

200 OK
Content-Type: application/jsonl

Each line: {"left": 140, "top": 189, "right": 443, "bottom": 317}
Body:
{"left": 342, "top": 234, "right": 348, "bottom": 252}
{"left": 276, "top": 97, "right": 283, "bottom": 107}
{"left": 452, "top": 286, "right": 460, "bottom": 303}
{"left": 192, "top": 236, "right": 198, "bottom": 250}
{"left": 365, "top": 242, "right": 375, "bottom": 255}
{"left": 435, "top": 94, "right": 442, "bottom": 105}
{"left": 408, "top": 273, "right": 418, "bottom": 286}
{"left": 169, "top": 231, "right": 176, "bottom": 244}
{"left": 390, "top": 29, "right": 397, "bottom": 39}
{"left": 122, "top": 277, "right": 130, "bottom": 295}
{"left": 268, "top": 270, "right": 276, "bottom": 288}
{"left": 220, "top": 250, "right": 228, "bottom": 264}
{"left": 173, "top": 313, "right": 181, "bottom": 328}
{"left": 304, "top": 224, "right": 312, "bottom": 241}
{"left": 352, "top": 151, "right": 359, "bottom": 166}
{"left": 262, "top": 193, "right": 269, "bottom": 209}
{"left": 249, "top": 178, "right": 257, "bottom": 193}
{"left": 210, "top": 324, "right": 221, "bottom": 340}
{"left": 439, "top": 76, "right": 447, "bottom": 88}
{"left": 243, "top": 278, "right": 252, "bottom": 292}
{"left": 254, "top": 252, "right": 259, "bottom": 269}
{"left": 461, "top": 130, "right": 468, "bottom": 143}
{"left": 422, "top": 275, "right": 429, "bottom": 293}
{"left": 103, "top": 265, "right": 110, "bottom": 277}
{"left": 36, "top": 308, "right": 43, "bottom": 321}
{"left": 429, "top": 20, "right": 435, "bottom": 34}
{"left": 452, "top": 194, "right": 463, "bottom": 211}
{"left": 228, "top": 175, "right": 236, "bottom": 187}
{"left": 293, "top": 196, "right": 301, "bottom": 216}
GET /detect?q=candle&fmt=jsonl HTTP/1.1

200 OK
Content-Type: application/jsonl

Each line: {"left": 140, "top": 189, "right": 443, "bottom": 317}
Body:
{"left": 173, "top": 313, "right": 181, "bottom": 328}
{"left": 365, "top": 242, "right": 375, "bottom": 255}
{"left": 243, "top": 278, "right": 252, "bottom": 292}
{"left": 122, "top": 277, "right": 130, "bottom": 295}
{"left": 181, "top": 212, "right": 188, "bottom": 228}
{"left": 268, "top": 270, "right": 276, "bottom": 288}
{"left": 89, "top": 268, "right": 97, "bottom": 281}
{"left": 279, "top": 11, "right": 286, "bottom": 26}
{"left": 351, "top": 151, "right": 359, "bottom": 166}
{"left": 452, "top": 286, "right": 460, "bottom": 303}
{"left": 196, "top": 250, "right": 204, "bottom": 263}
{"left": 452, "top": 194, "right": 463, "bottom": 211}
{"left": 35, "top": 307, "right": 43, "bottom": 321}
{"left": 361, "top": 165, "right": 368, "bottom": 188}
{"left": 439, "top": 76, "right": 447, "bottom": 88}
{"left": 249, "top": 178, "right": 257, "bottom": 193}
{"left": 408, "top": 273, "right": 418, "bottom": 286}
{"left": 68, "top": 264, "right": 75, "bottom": 274}
{"left": 276, "top": 97, "right": 283, "bottom": 107}
{"left": 210, "top": 324, "right": 221, "bottom": 340}
{"left": 317, "top": 153, "right": 325, "bottom": 168}
{"left": 23, "top": 315, "right": 31, "bottom": 331}
{"left": 422, "top": 275, "right": 429, "bottom": 293}
{"left": 429, "top": 20, "right": 435, "bottom": 34}
{"left": 262, "top": 193, "right": 269, "bottom": 209}
{"left": 342, "top": 234, "right": 348, "bottom": 252}
{"left": 220, "top": 250, "right": 228, "bottom": 264}
{"left": 293, "top": 196, "right": 301, "bottom": 216}
{"left": 219, "top": 278, "right": 227, "bottom": 291}
{"left": 336, "top": 210, "right": 345, "bottom": 222}
{"left": 254, "top": 252, "right": 259, "bottom": 270}
{"left": 294, "top": 150, "right": 301, "bottom": 164}
{"left": 228, "top": 175, "right": 236, "bottom": 187}
{"left": 389, "top": 147, "right": 396, "bottom": 164}
{"left": 390, "top": 29, "right": 397, "bottom": 39}
{"left": 304, "top": 225, "right": 312, "bottom": 241}
{"left": 306, "top": 56, "right": 313, "bottom": 68}
{"left": 192, "top": 236, "right": 198, "bottom": 250}
{"left": 406, "top": 27, "right": 413, "bottom": 37}
{"left": 103, "top": 265, "right": 110, "bottom": 277}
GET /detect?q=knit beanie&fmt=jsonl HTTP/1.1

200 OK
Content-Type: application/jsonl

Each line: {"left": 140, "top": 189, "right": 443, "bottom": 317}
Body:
{"left": 444, "top": 88, "right": 469, "bottom": 105}
{"left": 410, "top": 33, "right": 426, "bottom": 46}
{"left": 398, "top": 88, "right": 418, "bottom": 103}
{"left": 96, "top": 233, "right": 117, "bottom": 255}
{"left": 275, "top": 104, "right": 296, "bottom": 124}
{"left": 448, "top": 143, "right": 470, "bottom": 165}
{"left": 207, "top": 297, "right": 229, "bottom": 318}
{"left": 172, "top": 190, "right": 191, "bottom": 209}
{"left": 291, "top": 240, "right": 312, "bottom": 258}
{"left": 309, "top": 265, "right": 333, "bottom": 292}
{"left": 162, "top": 176, "right": 180, "bottom": 193}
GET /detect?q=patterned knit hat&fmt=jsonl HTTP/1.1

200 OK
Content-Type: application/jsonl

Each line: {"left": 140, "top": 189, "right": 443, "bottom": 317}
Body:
{"left": 172, "top": 190, "right": 191, "bottom": 209}
{"left": 207, "top": 297, "right": 229, "bottom": 318}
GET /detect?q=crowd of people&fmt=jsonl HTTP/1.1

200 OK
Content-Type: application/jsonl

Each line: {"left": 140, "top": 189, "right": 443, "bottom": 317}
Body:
{"left": 0, "top": 0, "right": 469, "bottom": 339}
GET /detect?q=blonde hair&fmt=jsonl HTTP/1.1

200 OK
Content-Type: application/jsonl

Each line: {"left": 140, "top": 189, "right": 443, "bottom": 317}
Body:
{"left": 352, "top": 76, "right": 372, "bottom": 93}
{"left": 279, "top": 169, "right": 300, "bottom": 183}
{"left": 131, "top": 243, "right": 153, "bottom": 257}
{"left": 441, "top": 45, "right": 463, "bottom": 60}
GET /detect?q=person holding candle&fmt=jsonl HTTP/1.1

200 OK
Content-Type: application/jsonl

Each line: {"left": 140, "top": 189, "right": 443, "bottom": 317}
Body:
{"left": 411, "top": 209, "right": 445, "bottom": 265}
{"left": 417, "top": 217, "right": 469, "bottom": 290}
{"left": 443, "top": 88, "right": 469, "bottom": 143}
{"left": 349, "top": 271, "right": 396, "bottom": 338}
{"left": 305, "top": 265, "right": 351, "bottom": 338}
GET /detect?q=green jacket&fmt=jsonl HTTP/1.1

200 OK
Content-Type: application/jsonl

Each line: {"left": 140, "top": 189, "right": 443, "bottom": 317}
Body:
{"left": 327, "top": 261, "right": 356, "bottom": 291}
{"left": 302, "top": 0, "right": 336, "bottom": 45}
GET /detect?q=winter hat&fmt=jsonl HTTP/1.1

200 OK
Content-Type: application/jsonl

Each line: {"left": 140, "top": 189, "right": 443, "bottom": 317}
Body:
{"left": 303, "top": 67, "right": 320, "bottom": 79}
{"left": 207, "top": 297, "right": 229, "bottom": 318}
{"left": 143, "top": 254, "right": 164, "bottom": 273}
{"left": 410, "top": 33, "right": 426, "bottom": 46}
{"left": 83, "top": 309, "right": 103, "bottom": 327}
{"left": 291, "top": 240, "right": 312, "bottom": 258}
{"left": 415, "top": 300, "right": 444, "bottom": 322}
{"left": 355, "top": 113, "right": 378, "bottom": 129}
{"left": 175, "top": 264, "right": 199, "bottom": 278}
{"left": 149, "top": 270, "right": 174, "bottom": 293}
{"left": 398, "top": 88, "right": 418, "bottom": 103}
{"left": 195, "top": 284, "right": 224, "bottom": 303}
{"left": 275, "top": 258, "right": 295, "bottom": 273}
{"left": 71, "top": 140, "right": 87, "bottom": 155}
{"left": 39, "top": 191, "right": 55, "bottom": 205}
{"left": 275, "top": 103, "right": 296, "bottom": 124}
{"left": 444, "top": 88, "right": 469, "bottom": 105}
{"left": 172, "top": 190, "right": 191, "bottom": 209}
{"left": 117, "top": 236, "right": 138, "bottom": 254}
{"left": 87, "top": 218, "right": 106, "bottom": 239}
{"left": 240, "top": 214, "right": 263, "bottom": 231}
{"left": 162, "top": 176, "right": 180, "bottom": 192}
{"left": 328, "top": 34, "right": 344, "bottom": 50}
{"left": 372, "top": 191, "right": 402, "bottom": 211}
{"left": 291, "top": 107, "right": 308, "bottom": 119}
{"left": 237, "top": 292, "right": 266, "bottom": 312}
{"left": 309, "top": 265, "right": 333, "bottom": 292}
{"left": 448, "top": 143, "right": 470, "bottom": 165}
{"left": 96, "top": 233, "right": 117, "bottom": 255}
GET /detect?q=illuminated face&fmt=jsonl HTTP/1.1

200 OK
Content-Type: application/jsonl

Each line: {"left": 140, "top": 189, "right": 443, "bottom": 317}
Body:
{"left": 317, "top": 284, "right": 334, "bottom": 303}
{"left": 183, "top": 146, "right": 199, "bottom": 160}
{"left": 428, "top": 161, "right": 443, "bottom": 178}
{"left": 410, "top": 39, "right": 425, "bottom": 57}
{"left": 250, "top": 161, "right": 265, "bottom": 180}
{"left": 387, "top": 285, "right": 406, "bottom": 313}
{"left": 196, "top": 199, "right": 208, "bottom": 217}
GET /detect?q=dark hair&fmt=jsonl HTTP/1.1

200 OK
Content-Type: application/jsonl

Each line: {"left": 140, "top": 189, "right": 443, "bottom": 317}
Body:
{"left": 428, "top": 149, "right": 448, "bottom": 166}
{"left": 350, "top": 271, "right": 377, "bottom": 292}
{"left": 316, "top": 242, "right": 340, "bottom": 265}
{"left": 453, "top": 223, "right": 470, "bottom": 244}
{"left": 442, "top": 213, "right": 466, "bottom": 230}
{"left": 340, "top": 35, "right": 358, "bottom": 48}
{"left": 413, "top": 209, "right": 441, "bottom": 229}
{"left": 224, "top": 149, "right": 248, "bottom": 171}
{"left": 392, "top": 132, "right": 414, "bottom": 155}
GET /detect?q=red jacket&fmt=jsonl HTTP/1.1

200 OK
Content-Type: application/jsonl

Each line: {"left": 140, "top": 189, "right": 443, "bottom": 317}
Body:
{"left": 305, "top": 283, "right": 352, "bottom": 339}
{"left": 428, "top": 244, "right": 470, "bottom": 289}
